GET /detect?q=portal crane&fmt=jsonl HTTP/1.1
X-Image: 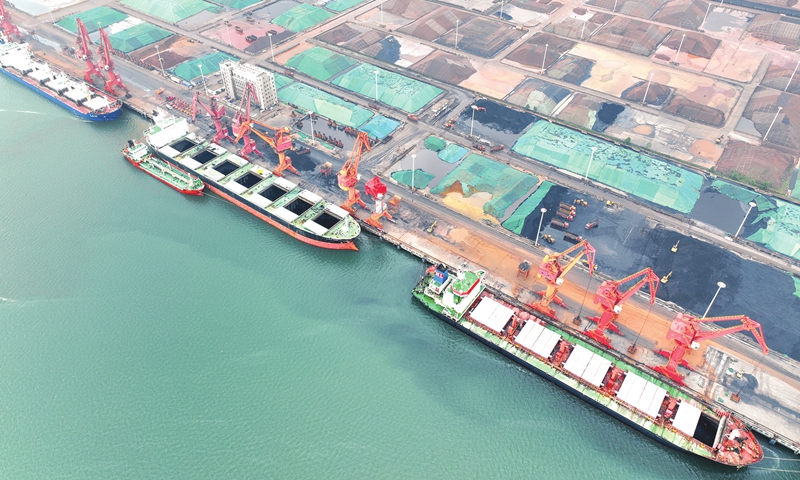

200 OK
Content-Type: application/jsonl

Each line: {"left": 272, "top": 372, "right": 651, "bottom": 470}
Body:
{"left": 192, "top": 93, "right": 233, "bottom": 145}
{"left": 234, "top": 119, "right": 297, "bottom": 176}
{"left": 585, "top": 267, "right": 659, "bottom": 349}
{"left": 363, "top": 176, "right": 397, "bottom": 229}
{"left": 0, "top": 0, "right": 21, "bottom": 40}
{"left": 96, "top": 26, "right": 127, "bottom": 95}
{"left": 230, "top": 83, "right": 262, "bottom": 160}
{"left": 530, "top": 240, "right": 596, "bottom": 320}
{"left": 650, "top": 313, "right": 768, "bottom": 385}
{"left": 75, "top": 18, "right": 104, "bottom": 84}
{"left": 337, "top": 131, "right": 371, "bottom": 213}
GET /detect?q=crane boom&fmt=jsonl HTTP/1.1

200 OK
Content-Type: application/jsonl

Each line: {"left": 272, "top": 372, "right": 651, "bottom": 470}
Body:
{"left": 0, "top": 0, "right": 22, "bottom": 40}
{"left": 584, "top": 267, "right": 659, "bottom": 349}
{"left": 530, "top": 240, "right": 596, "bottom": 320}
{"left": 234, "top": 119, "right": 298, "bottom": 177}
{"left": 231, "top": 83, "right": 262, "bottom": 160}
{"left": 75, "top": 18, "right": 104, "bottom": 84}
{"left": 337, "top": 131, "right": 371, "bottom": 213}
{"left": 650, "top": 313, "right": 768, "bottom": 385}
{"left": 96, "top": 26, "right": 127, "bottom": 95}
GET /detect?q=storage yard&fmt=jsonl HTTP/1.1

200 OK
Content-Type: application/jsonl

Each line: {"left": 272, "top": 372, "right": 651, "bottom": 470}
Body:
{"left": 5, "top": 0, "right": 800, "bottom": 462}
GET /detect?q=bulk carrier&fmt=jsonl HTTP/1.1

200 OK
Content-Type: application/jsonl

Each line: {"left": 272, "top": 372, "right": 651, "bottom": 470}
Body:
{"left": 145, "top": 116, "right": 360, "bottom": 250}
{"left": 0, "top": 35, "right": 121, "bottom": 121}
{"left": 413, "top": 266, "right": 763, "bottom": 467}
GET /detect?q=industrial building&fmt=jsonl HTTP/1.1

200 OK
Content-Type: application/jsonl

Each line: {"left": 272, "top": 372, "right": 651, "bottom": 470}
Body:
{"left": 220, "top": 60, "right": 277, "bottom": 109}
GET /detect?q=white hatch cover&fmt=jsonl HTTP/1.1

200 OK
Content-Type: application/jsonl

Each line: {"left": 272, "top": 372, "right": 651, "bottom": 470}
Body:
{"left": 564, "top": 344, "right": 593, "bottom": 378}
{"left": 250, "top": 193, "right": 272, "bottom": 209}
{"left": 673, "top": 402, "right": 702, "bottom": 437}
{"left": 274, "top": 177, "right": 297, "bottom": 191}
{"left": 325, "top": 204, "right": 350, "bottom": 219}
{"left": 225, "top": 182, "right": 247, "bottom": 195}
{"left": 617, "top": 373, "right": 648, "bottom": 407}
{"left": 516, "top": 321, "right": 545, "bottom": 351}
{"left": 299, "top": 190, "right": 322, "bottom": 204}
{"left": 643, "top": 386, "right": 667, "bottom": 419}
{"left": 582, "top": 354, "right": 613, "bottom": 387}
{"left": 159, "top": 146, "right": 180, "bottom": 160}
{"left": 469, "top": 297, "right": 513, "bottom": 333}
{"left": 273, "top": 207, "right": 298, "bottom": 223}
{"left": 531, "top": 329, "right": 561, "bottom": 358}
{"left": 635, "top": 381, "right": 662, "bottom": 418}
{"left": 302, "top": 220, "right": 329, "bottom": 236}
{"left": 179, "top": 156, "right": 202, "bottom": 170}
{"left": 84, "top": 96, "right": 110, "bottom": 110}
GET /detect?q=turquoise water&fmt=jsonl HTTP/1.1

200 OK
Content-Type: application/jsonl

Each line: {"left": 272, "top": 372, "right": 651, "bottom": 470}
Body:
{"left": 0, "top": 74, "right": 796, "bottom": 478}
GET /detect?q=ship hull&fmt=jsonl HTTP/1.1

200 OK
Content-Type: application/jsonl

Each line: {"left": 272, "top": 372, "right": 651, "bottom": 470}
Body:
{"left": 123, "top": 153, "right": 204, "bottom": 196}
{"left": 1, "top": 64, "right": 121, "bottom": 122}
{"left": 155, "top": 151, "right": 357, "bottom": 251}
{"left": 422, "top": 306, "right": 707, "bottom": 459}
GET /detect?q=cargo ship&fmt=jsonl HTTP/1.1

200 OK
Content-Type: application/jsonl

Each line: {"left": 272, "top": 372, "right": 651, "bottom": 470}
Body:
{"left": 122, "top": 140, "right": 204, "bottom": 195}
{"left": 145, "top": 116, "right": 360, "bottom": 250}
{"left": 413, "top": 266, "right": 763, "bottom": 467}
{"left": 0, "top": 35, "right": 121, "bottom": 121}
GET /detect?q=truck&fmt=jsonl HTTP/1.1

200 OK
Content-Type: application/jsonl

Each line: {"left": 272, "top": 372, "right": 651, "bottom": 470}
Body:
{"left": 490, "top": 144, "right": 504, "bottom": 152}
{"left": 368, "top": 102, "right": 380, "bottom": 110}
{"left": 585, "top": 219, "right": 599, "bottom": 230}
{"left": 283, "top": 69, "right": 295, "bottom": 77}
{"left": 563, "top": 232, "right": 583, "bottom": 244}
{"left": 556, "top": 210, "right": 574, "bottom": 221}
{"left": 407, "top": 114, "right": 419, "bottom": 122}
{"left": 550, "top": 219, "right": 569, "bottom": 231}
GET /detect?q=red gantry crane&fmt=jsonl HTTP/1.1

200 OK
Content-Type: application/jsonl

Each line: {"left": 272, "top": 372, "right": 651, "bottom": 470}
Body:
{"left": 192, "top": 92, "right": 233, "bottom": 145}
{"left": 230, "top": 83, "right": 262, "bottom": 160}
{"left": 96, "top": 26, "right": 127, "bottom": 95}
{"left": 75, "top": 18, "right": 104, "bottom": 84}
{"left": 530, "top": 240, "right": 596, "bottom": 320}
{"left": 584, "top": 267, "right": 659, "bottom": 349}
{"left": 337, "top": 131, "right": 371, "bottom": 213}
{"left": 0, "top": 0, "right": 22, "bottom": 40}
{"left": 363, "top": 176, "right": 397, "bottom": 229}
{"left": 234, "top": 119, "right": 297, "bottom": 176}
{"left": 650, "top": 313, "right": 768, "bottom": 386}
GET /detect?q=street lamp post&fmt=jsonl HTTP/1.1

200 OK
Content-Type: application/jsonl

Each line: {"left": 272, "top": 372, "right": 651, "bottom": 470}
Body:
{"left": 411, "top": 153, "right": 416, "bottom": 191}
{"left": 541, "top": 43, "right": 548, "bottom": 74}
{"left": 226, "top": 20, "right": 232, "bottom": 46}
{"left": 702, "top": 281, "right": 726, "bottom": 318}
{"left": 155, "top": 45, "right": 165, "bottom": 76}
{"left": 584, "top": 146, "right": 596, "bottom": 181}
{"left": 675, "top": 33, "right": 686, "bottom": 63}
{"left": 470, "top": 105, "right": 479, "bottom": 137}
{"left": 198, "top": 64, "right": 208, "bottom": 95}
{"left": 455, "top": 20, "right": 459, "bottom": 48}
{"left": 500, "top": 0, "right": 505, "bottom": 20}
{"left": 764, "top": 106, "right": 783, "bottom": 141}
{"left": 613, "top": 0, "right": 618, "bottom": 11}
{"left": 380, "top": 0, "right": 384, "bottom": 25}
{"left": 786, "top": 59, "right": 800, "bottom": 91}
{"left": 701, "top": 3, "right": 712, "bottom": 30}
{"left": 734, "top": 201, "right": 757, "bottom": 238}
{"left": 581, "top": 19, "right": 587, "bottom": 40}
{"left": 268, "top": 33, "right": 275, "bottom": 62}
{"left": 373, "top": 70, "right": 379, "bottom": 101}
{"left": 642, "top": 72, "right": 653, "bottom": 105}
{"left": 535, "top": 208, "right": 547, "bottom": 246}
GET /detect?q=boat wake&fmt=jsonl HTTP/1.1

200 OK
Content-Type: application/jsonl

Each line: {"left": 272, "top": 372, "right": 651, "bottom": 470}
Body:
{"left": 0, "top": 108, "right": 45, "bottom": 115}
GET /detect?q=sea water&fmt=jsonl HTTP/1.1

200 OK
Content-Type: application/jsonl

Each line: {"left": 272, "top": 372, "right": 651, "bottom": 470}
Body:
{"left": 0, "top": 74, "right": 796, "bottom": 478}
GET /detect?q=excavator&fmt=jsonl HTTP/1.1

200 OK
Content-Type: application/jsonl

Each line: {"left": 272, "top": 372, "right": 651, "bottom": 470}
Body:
{"left": 584, "top": 267, "right": 660, "bottom": 349}
{"left": 337, "top": 131, "right": 371, "bottom": 213}
{"left": 230, "top": 83, "right": 263, "bottom": 160}
{"left": 96, "top": 26, "right": 128, "bottom": 95}
{"left": 192, "top": 92, "right": 233, "bottom": 145}
{"left": 234, "top": 119, "right": 297, "bottom": 176}
{"left": 529, "top": 240, "right": 596, "bottom": 320}
{"left": 650, "top": 313, "right": 768, "bottom": 386}
{"left": 0, "top": 0, "right": 22, "bottom": 40}
{"left": 75, "top": 18, "right": 104, "bottom": 84}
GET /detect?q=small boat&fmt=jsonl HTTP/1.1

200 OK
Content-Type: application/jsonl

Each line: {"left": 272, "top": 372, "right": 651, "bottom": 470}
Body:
{"left": 122, "top": 140, "right": 204, "bottom": 195}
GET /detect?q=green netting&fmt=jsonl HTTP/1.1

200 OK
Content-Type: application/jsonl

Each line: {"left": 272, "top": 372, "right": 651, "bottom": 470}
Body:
{"left": 747, "top": 200, "right": 800, "bottom": 260}
{"left": 56, "top": 6, "right": 127, "bottom": 34}
{"left": 792, "top": 182, "right": 800, "bottom": 201}
{"left": 424, "top": 136, "right": 446, "bottom": 152}
{"left": 391, "top": 170, "right": 435, "bottom": 189}
{"left": 273, "top": 4, "right": 334, "bottom": 32}
{"left": 513, "top": 122, "right": 703, "bottom": 214}
{"left": 360, "top": 115, "right": 400, "bottom": 140}
{"left": 279, "top": 82, "right": 374, "bottom": 128}
{"left": 285, "top": 46, "right": 356, "bottom": 81}
{"left": 121, "top": 0, "right": 216, "bottom": 23}
{"left": 214, "top": 0, "right": 260, "bottom": 9}
{"left": 431, "top": 154, "right": 539, "bottom": 219}
{"left": 332, "top": 64, "right": 443, "bottom": 114}
{"left": 438, "top": 143, "right": 468, "bottom": 164}
{"left": 502, "top": 181, "right": 553, "bottom": 234}
{"left": 710, "top": 180, "right": 775, "bottom": 212}
{"left": 274, "top": 73, "right": 295, "bottom": 90}
{"left": 108, "top": 23, "right": 173, "bottom": 53}
{"left": 172, "top": 52, "right": 238, "bottom": 81}
{"left": 325, "top": 0, "right": 367, "bottom": 12}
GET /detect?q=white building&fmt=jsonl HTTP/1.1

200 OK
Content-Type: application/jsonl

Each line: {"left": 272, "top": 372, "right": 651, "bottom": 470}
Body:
{"left": 220, "top": 60, "right": 277, "bottom": 109}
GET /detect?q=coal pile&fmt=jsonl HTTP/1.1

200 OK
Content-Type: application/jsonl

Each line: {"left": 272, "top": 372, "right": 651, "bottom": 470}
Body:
{"left": 621, "top": 81, "right": 671, "bottom": 106}
{"left": 458, "top": 99, "right": 537, "bottom": 135}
